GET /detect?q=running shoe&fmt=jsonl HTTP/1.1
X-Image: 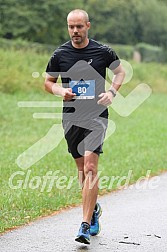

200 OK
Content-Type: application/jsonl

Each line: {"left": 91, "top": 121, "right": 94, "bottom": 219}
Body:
{"left": 75, "top": 222, "right": 90, "bottom": 244}
{"left": 90, "top": 202, "right": 102, "bottom": 236}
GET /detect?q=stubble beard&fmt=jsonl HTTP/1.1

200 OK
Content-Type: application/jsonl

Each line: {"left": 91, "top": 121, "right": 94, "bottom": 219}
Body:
{"left": 72, "top": 36, "right": 83, "bottom": 44}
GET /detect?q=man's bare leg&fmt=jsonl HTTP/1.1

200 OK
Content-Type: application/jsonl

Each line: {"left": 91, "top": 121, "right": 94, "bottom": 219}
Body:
{"left": 82, "top": 151, "right": 99, "bottom": 224}
{"left": 75, "top": 157, "right": 85, "bottom": 187}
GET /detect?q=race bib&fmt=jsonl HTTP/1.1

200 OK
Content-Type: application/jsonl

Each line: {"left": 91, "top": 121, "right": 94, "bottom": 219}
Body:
{"left": 69, "top": 80, "right": 95, "bottom": 99}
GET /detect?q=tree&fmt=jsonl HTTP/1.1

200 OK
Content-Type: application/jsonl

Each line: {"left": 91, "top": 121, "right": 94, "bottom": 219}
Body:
{"left": 0, "top": 0, "right": 84, "bottom": 44}
{"left": 136, "top": 0, "right": 167, "bottom": 48}
{"left": 1, "top": 0, "right": 167, "bottom": 48}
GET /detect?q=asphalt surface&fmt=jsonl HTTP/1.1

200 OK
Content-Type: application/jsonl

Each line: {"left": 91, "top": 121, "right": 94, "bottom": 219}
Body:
{"left": 0, "top": 173, "right": 167, "bottom": 252}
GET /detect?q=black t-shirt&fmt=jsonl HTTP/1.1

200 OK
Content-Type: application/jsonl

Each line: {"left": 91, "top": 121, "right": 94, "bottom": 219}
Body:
{"left": 46, "top": 39, "right": 120, "bottom": 121}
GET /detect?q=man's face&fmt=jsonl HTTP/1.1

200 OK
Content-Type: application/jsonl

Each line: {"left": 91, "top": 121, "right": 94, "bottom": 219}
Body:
{"left": 67, "top": 13, "right": 90, "bottom": 46}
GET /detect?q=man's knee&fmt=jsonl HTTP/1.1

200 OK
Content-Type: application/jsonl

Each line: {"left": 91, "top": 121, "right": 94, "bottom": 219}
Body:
{"left": 84, "top": 161, "right": 98, "bottom": 177}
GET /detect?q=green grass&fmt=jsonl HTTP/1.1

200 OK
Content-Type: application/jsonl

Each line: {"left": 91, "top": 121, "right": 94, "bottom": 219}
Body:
{"left": 0, "top": 47, "right": 167, "bottom": 233}
{"left": 1, "top": 92, "right": 167, "bottom": 233}
{"left": 0, "top": 48, "right": 49, "bottom": 94}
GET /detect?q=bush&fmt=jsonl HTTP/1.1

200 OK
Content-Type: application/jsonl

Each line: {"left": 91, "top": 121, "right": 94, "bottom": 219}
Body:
{"left": 135, "top": 43, "right": 167, "bottom": 63}
{"left": 109, "top": 44, "right": 134, "bottom": 60}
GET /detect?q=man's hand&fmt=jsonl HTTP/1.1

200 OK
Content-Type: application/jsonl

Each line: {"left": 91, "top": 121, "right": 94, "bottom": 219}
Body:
{"left": 97, "top": 91, "right": 114, "bottom": 106}
{"left": 62, "top": 88, "right": 76, "bottom": 101}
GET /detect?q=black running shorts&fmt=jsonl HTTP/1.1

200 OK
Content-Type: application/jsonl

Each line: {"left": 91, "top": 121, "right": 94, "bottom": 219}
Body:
{"left": 62, "top": 118, "right": 108, "bottom": 159}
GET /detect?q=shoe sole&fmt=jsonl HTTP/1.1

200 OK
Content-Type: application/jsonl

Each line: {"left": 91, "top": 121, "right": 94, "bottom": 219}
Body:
{"left": 98, "top": 206, "right": 102, "bottom": 218}
{"left": 75, "top": 235, "right": 90, "bottom": 245}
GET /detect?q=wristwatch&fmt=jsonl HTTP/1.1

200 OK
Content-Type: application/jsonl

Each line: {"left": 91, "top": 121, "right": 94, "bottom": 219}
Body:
{"left": 108, "top": 87, "right": 117, "bottom": 97}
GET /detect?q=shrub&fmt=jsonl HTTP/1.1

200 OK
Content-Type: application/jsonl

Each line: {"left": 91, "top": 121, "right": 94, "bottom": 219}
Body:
{"left": 135, "top": 43, "right": 167, "bottom": 63}
{"left": 111, "top": 44, "right": 134, "bottom": 60}
{"left": 0, "top": 38, "right": 56, "bottom": 54}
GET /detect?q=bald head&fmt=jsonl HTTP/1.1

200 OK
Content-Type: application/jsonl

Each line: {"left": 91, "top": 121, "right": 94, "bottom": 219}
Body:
{"left": 67, "top": 9, "right": 89, "bottom": 23}
{"left": 67, "top": 9, "right": 90, "bottom": 48}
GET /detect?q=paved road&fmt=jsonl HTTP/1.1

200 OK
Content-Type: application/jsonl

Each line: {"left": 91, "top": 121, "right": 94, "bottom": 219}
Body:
{"left": 1, "top": 173, "right": 167, "bottom": 252}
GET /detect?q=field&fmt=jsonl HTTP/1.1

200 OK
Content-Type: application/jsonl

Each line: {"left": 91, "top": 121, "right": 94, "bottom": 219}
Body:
{"left": 0, "top": 48, "right": 167, "bottom": 233}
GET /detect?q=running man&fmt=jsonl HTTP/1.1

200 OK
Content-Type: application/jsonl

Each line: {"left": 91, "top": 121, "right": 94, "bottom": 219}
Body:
{"left": 45, "top": 9, "right": 125, "bottom": 245}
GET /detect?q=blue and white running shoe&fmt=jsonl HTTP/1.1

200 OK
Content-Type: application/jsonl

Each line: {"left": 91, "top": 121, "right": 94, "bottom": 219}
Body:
{"left": 75, "top": 222, "right": 90, "bottom": 244}
{"left": 90, "top": 202, "right": 102, "bottom": 236}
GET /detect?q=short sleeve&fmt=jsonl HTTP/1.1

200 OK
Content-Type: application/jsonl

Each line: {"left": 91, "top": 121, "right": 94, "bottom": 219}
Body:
{"left": 46, "top": 51, "right": 60, "bottom": 77}
{"left": 105, "top": 46, "right": 120, "bottom": 70}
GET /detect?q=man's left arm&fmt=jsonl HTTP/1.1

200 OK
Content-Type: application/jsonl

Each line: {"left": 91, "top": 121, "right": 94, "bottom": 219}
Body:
{"left": 97, "top": 64, "right": 125, "bottom": 106}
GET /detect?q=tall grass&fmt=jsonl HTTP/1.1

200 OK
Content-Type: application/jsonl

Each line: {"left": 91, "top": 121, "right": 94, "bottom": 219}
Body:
{"left": 1, "top": 47, "right": 167, "bottom": 94}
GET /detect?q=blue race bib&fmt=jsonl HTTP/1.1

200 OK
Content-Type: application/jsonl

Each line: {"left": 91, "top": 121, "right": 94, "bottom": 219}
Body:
{"left": 69, "top": 80, "right": 95, "bottom": 99}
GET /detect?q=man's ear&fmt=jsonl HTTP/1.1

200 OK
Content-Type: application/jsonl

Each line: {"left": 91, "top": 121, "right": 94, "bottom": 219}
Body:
{"left": 87, "top": 22, "right": 91, "bottom": 30}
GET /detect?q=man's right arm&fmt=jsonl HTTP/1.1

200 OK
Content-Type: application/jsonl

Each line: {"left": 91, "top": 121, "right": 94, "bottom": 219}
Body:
{"left": 44, "top": 73, "right": 76, "bottom": 101}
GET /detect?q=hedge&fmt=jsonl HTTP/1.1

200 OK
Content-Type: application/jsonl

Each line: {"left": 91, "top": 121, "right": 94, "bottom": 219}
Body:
{"left": 135, "top": 43, "right": 167, "bottom": 63}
